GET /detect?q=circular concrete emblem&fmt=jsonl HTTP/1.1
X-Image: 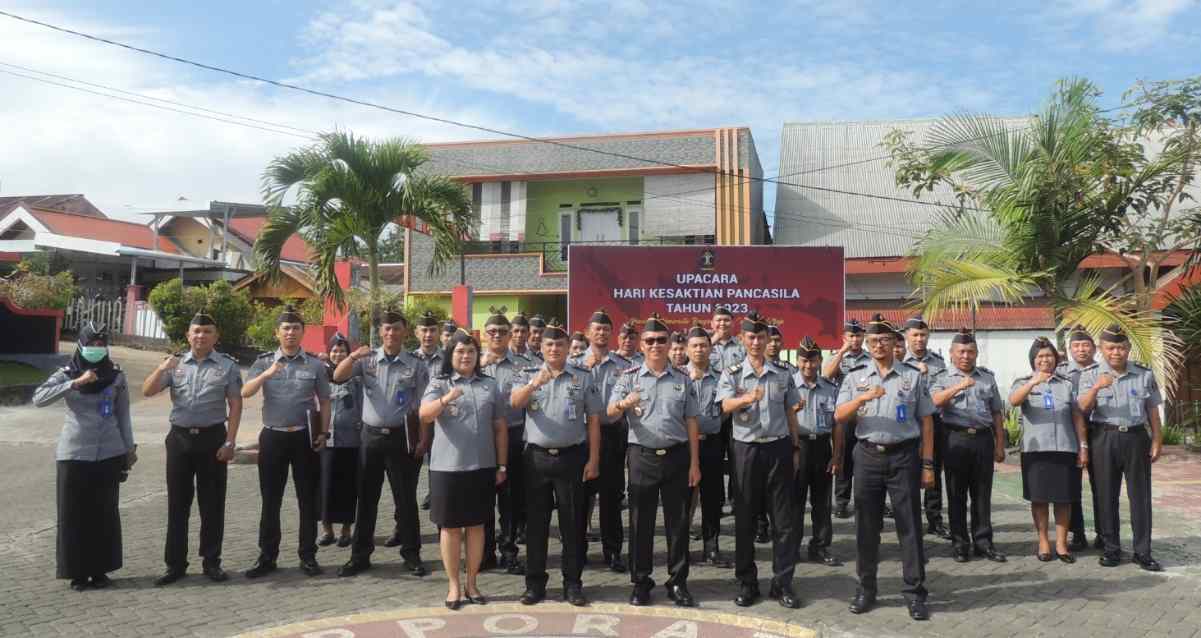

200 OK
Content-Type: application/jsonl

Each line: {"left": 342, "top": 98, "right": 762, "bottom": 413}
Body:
{"left": 235, "top": 603, "right": 815, "bottom": 638}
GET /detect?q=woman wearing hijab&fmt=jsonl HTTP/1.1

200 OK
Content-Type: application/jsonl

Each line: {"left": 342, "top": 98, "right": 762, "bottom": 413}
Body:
{"left": 319, "top": 333, "right": 362, "bottom": 548}
{"left": 33, "top": 322, "right": 136, "bottom": 590}
{"left": 1009, "top": 337, "right": 1089, "bottom": 563}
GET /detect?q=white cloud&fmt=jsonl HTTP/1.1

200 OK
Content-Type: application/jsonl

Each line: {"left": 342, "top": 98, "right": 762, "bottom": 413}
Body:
{"left": 1050, "top": 0, "right": 1199, "bottom": 51}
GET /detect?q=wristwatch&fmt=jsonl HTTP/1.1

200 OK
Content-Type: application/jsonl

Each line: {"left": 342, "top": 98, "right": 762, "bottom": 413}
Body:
{"left": 222, "top": 441, "right": 235, "bottom": 449}
{"left": 498, "top": 465, "right": 508, "bottom": 473}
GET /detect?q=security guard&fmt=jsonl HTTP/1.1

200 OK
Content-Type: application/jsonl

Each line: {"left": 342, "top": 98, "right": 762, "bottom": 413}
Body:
{"left": 757, "top": 322, "right": 795, "bottom": 542}
{"left": 569, "top": 308, "right": 632, "bottom": 573}
{"left": 526, "top": 314, "right": 547, "bottom": 361}
{"left": 1059, "top": 325, "right": 1099, "bottom": 551}
{"left": 684, "top": 323, "right": 733, "bottom": 568}
{"left": 440, "top": 320, "right": 458, "bottom": 348}
{"left": 709, "top": 307, "right": 745, "bottom": 512}
{"left": 902, "top": 316, "right": 949, "bottom": 539}
{"left": 411, "top": 311, "right": 442, "bottom": 525}
{"left": 241, "top": 306, "right": 331, "bottom": 578}
{"left": 930, "top": 329, "right": 1007, "bottom": 563}
{"left": 668, "top": 332, "right": 690, "bottom": 370}
{"left": 509, "top": 312, "right": 535, "bottom": 365}
{"left": 1077, "top": 324, "right": 1164, "bottom": 571}
{"left": 570, "top": 331, "right": 590, "bottom": 358}
{"left": 616, "top": 320, "right": 644, "bottom": 366}
{"left": 610, "top": 314, "right": 702, "bottom": 607}
{"left": 511, "top": 319, "right": 602, "bottom": 607}
{"left": 717, "top": 311, "right": 803, "bottom": 609}
{"left": 833, "top": 314, "right": 935, "bottom": 620}
{"left": 480, "top": 308, "right": 528, "bottom": 575}
{"left": 333, "top": 309, "right": 431, "bottom": 577}
{"left": 792, "top": 336, "right": 841, "bottom": 567}
{"left": 826, "top": 318, "right": 871, "bottom": 519}
{"left": 143, "top": 312, "right": 243, "bottom": 585}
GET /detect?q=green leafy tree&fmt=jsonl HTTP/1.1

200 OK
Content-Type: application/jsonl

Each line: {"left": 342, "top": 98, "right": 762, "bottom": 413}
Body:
{"left": 147, "top": 278, "right": 255, "bottom": 349}
{"left": 0, "top": 271, "right": 75, "bottom": 309}
{"left": 255, "top": 131, "right": 472, "bottom": 346}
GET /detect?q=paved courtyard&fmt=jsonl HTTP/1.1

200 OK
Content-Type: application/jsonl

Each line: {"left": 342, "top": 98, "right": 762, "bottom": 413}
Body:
{"left": 1, "top": 345, "right": 1200, "bottom": 637}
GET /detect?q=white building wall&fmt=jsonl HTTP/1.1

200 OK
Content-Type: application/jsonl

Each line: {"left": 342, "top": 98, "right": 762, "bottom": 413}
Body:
{"left": 926, "top": 329, "right": 1045, "bottom": 395}
{"left": 642, "top": 173, "right": 716, "bottom": 237}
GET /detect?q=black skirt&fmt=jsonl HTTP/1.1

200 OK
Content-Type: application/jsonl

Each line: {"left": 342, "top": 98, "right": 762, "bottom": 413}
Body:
{"left": 1021, "top": 451, "right": 1081, "bottom": 504}
{"left": 56, "top": 456, "right": 124, "bottom": 579}
{"left": 320, "top": 447, "right": 359, "bottom": 524}
{"left": 430, "top": 468, "right": 495, "bottom": 528}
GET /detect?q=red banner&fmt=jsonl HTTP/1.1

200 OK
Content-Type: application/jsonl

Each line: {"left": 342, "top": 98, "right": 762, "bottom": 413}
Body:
{"left": 568, "top": 245, "right": 845, "bottom": 348}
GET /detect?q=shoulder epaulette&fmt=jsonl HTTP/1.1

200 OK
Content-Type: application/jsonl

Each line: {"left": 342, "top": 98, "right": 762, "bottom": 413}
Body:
{"left": 1082, "top": 362, "right": 1100, "bottom": 371}
{"left": 901, "top": 360, "right": 922, "bottom": 371}
{"left": 1131, "top": 362, "right": 1151, "bottom": 372}
{"left": 1052, "top": 373, "right": 1071, "bottom": 382}
{"left": 622, "top": 366, "right": 640, "bottom": 374}
{"left": 434, "top": 373, "right": 451, "bottom": 380}
{"left": 978, "top": 366, "right": 994, "bottom": 375}
{"left": 929, "top": 351, "right": 945, "bottom": 360}
{"left": 848, "top": 363, "right": 868, "bottom": 373}
{"left": 256, "top": 352, "right": 273, "bottom": 359}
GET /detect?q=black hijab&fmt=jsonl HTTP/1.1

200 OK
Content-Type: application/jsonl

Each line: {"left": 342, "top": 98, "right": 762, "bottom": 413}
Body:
{"left": 67, "top": 322, "right": 119, "bottom": 394}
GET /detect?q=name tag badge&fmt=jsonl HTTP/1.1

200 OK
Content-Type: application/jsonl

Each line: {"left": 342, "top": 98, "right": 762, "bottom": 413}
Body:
{"left": 896, "top": 404, "right": 907, "bottom": 423}
{"left": 1043, "top": 393, "right": 1054, "bottom": 410}
{"left": 567, "top": 401, "right": 578, "bottom": 420}
{"left": 99, "top": 388, "right": 114, "bottom": 417}
{"left": 1131, "top": 390, "right": 1142, "bottom": 418}
{"left": 394, "top": 388, "right": 406, "bottom": 406}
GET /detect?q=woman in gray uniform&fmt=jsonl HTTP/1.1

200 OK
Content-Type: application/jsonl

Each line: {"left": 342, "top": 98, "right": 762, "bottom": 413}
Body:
{"left": 320, "top": 333, "right": 361, "bottom": 547}
{"left": 33, "top": 322, "right": 136, "bottom": 591}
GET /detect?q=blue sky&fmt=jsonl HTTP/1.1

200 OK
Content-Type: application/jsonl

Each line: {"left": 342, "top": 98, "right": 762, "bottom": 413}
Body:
{"left": 1, "top": 0, "right": 1197, "bottom": 220}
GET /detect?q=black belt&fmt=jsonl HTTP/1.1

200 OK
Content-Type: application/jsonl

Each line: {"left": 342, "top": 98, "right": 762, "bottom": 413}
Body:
{"left": 172, "top": 423, "right": 224, "bottom": 434}
{"left": 630, "top": 442, "right": 685, "bottom": 456}
{"left": 527, "top": 442, "right": 584, "bottom": 456}
{"left": 365, "top": 425, "right": 403, "bottom": 435}
{"left": 737, "top": 434, "right": 789, "bottom": 445}
{"left": 797, "top": 432, "right": 831, "bottom": 441}
{"left": 1091, "top": 422, "right": 1146, "bottom": 433}
{"left": 945, "top": 424, "right": 991, "bottom": 435}
{"left": 860, "top": 439, "right": 919, "bottom": 454}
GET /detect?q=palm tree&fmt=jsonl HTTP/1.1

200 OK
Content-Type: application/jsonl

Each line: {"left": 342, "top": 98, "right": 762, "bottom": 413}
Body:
{"left": 888, "top": 78, "right": 1186, "bottom": 386}
{"left": 255, "top": 131, "right": 472, "bottom": 344}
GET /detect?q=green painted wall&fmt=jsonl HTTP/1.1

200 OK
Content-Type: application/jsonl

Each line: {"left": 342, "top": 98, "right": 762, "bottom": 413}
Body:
{"left": 525, "top": 177, "right": 643, "bottom": 243}
{"left": 413, "top": 294, "right": 566, "bottom": 330}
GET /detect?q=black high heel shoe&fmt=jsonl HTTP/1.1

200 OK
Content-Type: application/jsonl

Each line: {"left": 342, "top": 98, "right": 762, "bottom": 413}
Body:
{"left": 465, "top": 590, "right": 488, "bottom": 605}
{"left": 1037, "top": 552, "right": 1053, "bottom": 562}
{"left": 445, "top": 597, "right": 462, "bottom": 610}
{"left": 1056, "top": 552, "right": 1076, "bottom": 564}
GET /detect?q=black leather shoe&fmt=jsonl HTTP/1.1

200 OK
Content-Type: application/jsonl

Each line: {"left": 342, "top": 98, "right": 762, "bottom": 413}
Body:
{"left": 154, "top": 568, "right": 186, "bottom": 587}
{"left": 89, "top": 574, "right": 112, "bottom": 589}
{"left": 769, "top": 583, "right": 801, "bottom": 609}
{"left": 808, "top": 547, "right": 842, "bottom": 566}
{"left": 605, "top": 555, "right": 627, "bottom": 573}
{"left": 690, "top": 529, "right": 702, "bottom": 541}
{"left": 564, "top": 585, "right": 588, "bottom": 607}
{"left": 754, "top": 526, "right": 770, "bottom": 544}
{"left": 974, "top": 546, "right": 1007, "bottom": 563}
{"left": 1056, "top": 552, "right": 1077, "bottom": 564}
{"left": 506, "top": 560, "right": 526, "bottom": 575}
{"left": 734, "top": 584, "right": 760, "bottom": 607}
{"left": 666, "top": 584, "right": 695, "bottom": 607}
{"left": 519, "top": 589, "right": 545, "bottom": 605}
{"left": 952, "top": 547, "right": 971, "bottom": 563}
{"left": 1099, "top": 552, "right": 1121, "bottom": 567}
{"left": 704, "top": 551, "right": 732, "bottom": 568}
{"left": 336, "top": 535, "right": 352, "bottom": 548}
{"left": 926, "top": 522, "right": 951, "bottom": 540}
{"left": 202, "top": 565, "right": 229, "bottom": 582}
{"left": 69, "top": 578, "right": 89, "bottom": 592}
{"left": 908, "top": 599, "right": 930, "bottom": 621}
{"left": 337, "top": 559, "right": 371, "bottom": 577}
{"left": 318, "top": 532, "right": 335, "bottom": 546}
{"left": 480, "top": 555, "right": 499, "bottom": 571}
{"left": 244, "top": 559, "right": 277, "bottom": 579}
{"left": 299, "top": 558, "right": 322, "bottom": 576}
{"left": 629, "top": 585, "right": 651, "bottom": 606}
{"left": 383, "top": 531, "right": 402, "bottom": 547}
{"left": 403, "top": 556, "right": 428, "bottom": 576}
{"left": 1133, "top": 554, "right": 1163, "bottom": 572}
{"left": 834, "top": 505, "right": 852, "bottom": 519}
{"left": 1068, "top": 534, "right": 1088, "bottom": 552}
{"left": 848, "top": 590, "right": 875, "bottom": 614}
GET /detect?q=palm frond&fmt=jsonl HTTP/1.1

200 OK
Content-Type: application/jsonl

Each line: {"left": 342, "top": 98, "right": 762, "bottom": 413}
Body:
{"left": 912, "top": 258, "right": 1040, "bottom": 322}
{"left": 925, "top": 114, "right": 1033, "bottom": 191}
{"left": 910, "top": 207, "right": 1013, "bottom": 271}
{"left": 252, "top": 205, "right": 303, "bottom": 281}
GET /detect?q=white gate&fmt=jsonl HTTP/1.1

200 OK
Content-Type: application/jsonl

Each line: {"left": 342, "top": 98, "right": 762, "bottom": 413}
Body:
{"left": 132, "top": 301, "right": 167, "bottom": 340}
{"left": 63, "top": 296, "right": 125, "bottom": 333}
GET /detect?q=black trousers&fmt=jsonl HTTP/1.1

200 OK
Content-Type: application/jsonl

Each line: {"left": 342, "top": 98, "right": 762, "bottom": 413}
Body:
{"left": 485, "top": 427, "right": 526, "bottom": 560}
{"left": 731, "top": 438, "right": 797, "bottom": 588}
{"left": 57, "top": 456, "right": 124, "bottom": 579}
{"left": 351, "top": 427, "right": 421, "bottom": 562}
{"left": 320, "top": 446, "right": 359, "bottom": 525}
{"left": 834, "top": 429, "right": 858, "bottom": 509}
{"left": 924, "top": 416, "right": 945, "bottom": 525}
{"left": 1089, "top": 425, "right": 1153, "bottom": 557}
{"left": 853, "top": 440, "right": 926, "bottom": 601}
{"left": 1069, "top": 464, "right": 1101, "bottom": 539}
{"left": 628, "top": 444, "right": 691, "bottom": 587}
{"left": 524, "top": 443, "right": 587, "bottom": 592}
{"left": 256, "top": 428, "right": 318, "bottom": 562}
{"left": 691, "top": 433, "right": 725, "bottom": 554}
{"left": 165, "top": 425, "right": 228, "bottom": 571}
{"left": 583, "top": 423, "right": 626, "bottom": 560}
{"left": 795, "top": 434, "right": 833, "bottom": 549}
{"left": 943, "top": 428, "right": 996, "bottom": 549}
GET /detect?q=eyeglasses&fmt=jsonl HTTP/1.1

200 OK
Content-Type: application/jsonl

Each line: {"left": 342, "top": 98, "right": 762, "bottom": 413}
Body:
{"left": 642, "top": 336, "right": 669, "bottom": 345}
{"left": 485, "top": 328, "right": 510, "bottom": 336}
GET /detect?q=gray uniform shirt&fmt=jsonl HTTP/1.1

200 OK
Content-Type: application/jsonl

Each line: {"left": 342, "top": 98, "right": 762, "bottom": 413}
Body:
{"left": 568, "top": 349, "right": 631, "bottom": 426}
{"left": 347, "top": 348, "right": 429, "bottom": 428}
{"left": 611, "top": 363, "right": 700, "bottom": 448}
{"left": 711, "top": 337, "right": 746, "bottom": 372}
{"left": 412, "top": 348, "right": 444, "bottom": 376}
{"left": 931, "top": 366, "right": 1005, "bottom": 429}
{"left": 513, "top": 364, "right": 603, "bottom": 448}
{"left": 34, "top": 370, "right": 134, "bottom": 462}
{"left": 159, "top": 350, "right": 242, "bottom": 427}
{"left": 422, "top": 373, "right": 503, "bottom": 472}
{"left": 793, "top": 373, "right": 839, "bottom": 435}
{"left": 249, "top": 349, "right": 331, "bottom": 429}
{"left": 1078, "top": 361, "right": 1162, "bottom": 427}
{"left": 904, "top": 350, "right": 946, "bottom": 376}
{"left": 1012, "top": 374, "right": 1079, "bottom": 453}
{"left": 510, "top": 349, "right": 538, "bottom": 368}
{"left": 329, "top": 375, "right": 363, "bottom": 447}
{"left": 836, "top": 361, "right": 935, "bottom": 444}
{"left": 716, "top": 358, "right": 802, "bottom": 442}
{"left": 686, "top": 363, "right": 724, "bottom": 435}
{"left": 834, "top": 349, "right": 872, "bottom": 382}
{"left": 1057, "top": 357, "right": 1094, "bottom": 390}
{"left": 484, "top": 351, "right": 526, "bottom": 429}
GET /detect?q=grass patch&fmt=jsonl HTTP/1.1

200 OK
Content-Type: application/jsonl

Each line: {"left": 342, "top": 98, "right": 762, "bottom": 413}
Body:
{"left": 0, "top": 361, "right": 51, "bottom": 387}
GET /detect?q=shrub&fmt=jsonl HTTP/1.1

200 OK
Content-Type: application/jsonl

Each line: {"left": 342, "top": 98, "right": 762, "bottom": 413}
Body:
{"left": 0, "top": 271, "right": 76, "bottom": 310}
{"left": 147, "top": 278, "right": 254, "bottom": 349}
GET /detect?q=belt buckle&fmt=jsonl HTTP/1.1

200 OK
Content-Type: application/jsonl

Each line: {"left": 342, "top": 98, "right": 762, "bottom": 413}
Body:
{"left": 967, "top": 428, "right": 977, "bottom": 435}
{"left": 655, "top": 448, "right": 667, "bottom": 456}
{"left": 548, "top": 448, "right": 560, "bottom": 456}
{"left": 698, "top": 434, "right": 707, "bottom": 441}
{"left": 1118, "top": 425, "right": 1129, "bottom": 433}
{"left": 189, "top": 428, "right": 200, "bottom": 435}
{"left": 808, "top": 434, "right": 818, "bottom": 440}
{"left": 875, "top": 444, "right": 887, "bottom": 452}
{"left": 380, "top": 427, "right": 391, "bottom": 434}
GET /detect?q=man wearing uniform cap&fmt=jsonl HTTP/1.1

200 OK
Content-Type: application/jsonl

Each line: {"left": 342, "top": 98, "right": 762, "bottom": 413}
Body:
{"left": 709, "top": 307, "right": 746, "bottom": 513}
{"left": 903, "top": 315, "right": 950, "bottom": 539}
{"left": 440, "top": 320, "right": 457, "bottom": 349}
{"left": 616, "top": 320, "right": 644, "bottom": 367}
{"left": 826, "top": 318, "right": 871, "bottom": 519}
{"left": 570, "top": 332, "right": 589, "bottom": 358}
{"left": 511, "top": 319, "right": 602, "bottom": 606}
{"left": 526, "top": 315, "right": 547, "bottom": 361}
{"left": 1060, "top": 325, "right": 1099, "bottom": 551}
{"left": 792, "top": 336, "right": 841, "bottom": 567}
{"left": 509, "top": 313, "right": 534, "bottom": 366}
{"left": 333, "top": 308, "right": 431, "bottom": 578}
{"left": 668, "top": 332, "right": 689, "bottom": 370}
{"left": 1077, "top": 324, "right": 1165, "bottom": 571}
{"left": 240, "top": 306, "right": 331, "bottom": 578}
{"left": 833, "top": 313, "right": 935, "bottom": 620}
{"left": 480, "top": 308, "right": 528, "bottom": 575}
{"left": 717, "top": 311, "right": 804, "bottom": 609}
{"left": 683, "top": 322, "right": 733, "bottom": 568}
{"left": 754, "top": 321, "right": 795, "bottom": 543}
{"left": 610, "top": 314, "right": 702, "bottom": 607}
{"left": 569, "top": 308, "right": 632, "bottom": 573}
{"left": 411, "top": 311, "right": 443, "bottom": 520}
{"left": 930, "top": 328, "right": 1007, "bottom": 563}
{"left": 143, "top": 312, "right": 243, "bottom": 585}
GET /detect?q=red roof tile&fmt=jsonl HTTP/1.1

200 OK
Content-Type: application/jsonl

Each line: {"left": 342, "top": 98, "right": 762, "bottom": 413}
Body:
{"left": 29, "top": 208, "right": 178, "bottom": 253}
{"left": 226, "top": 217, "right": 312, "bottom": 263}
{"left": 0, "top": 194, "right": 105, "bottom": 219}
{"left": 848, "top": 305, "right": 1054, "bottom": 330}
